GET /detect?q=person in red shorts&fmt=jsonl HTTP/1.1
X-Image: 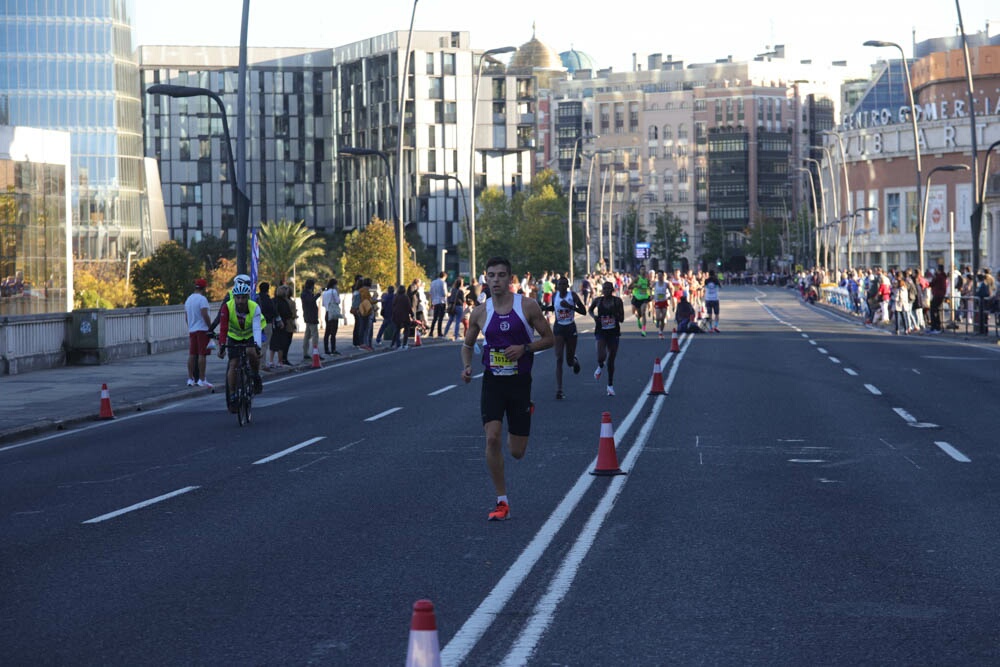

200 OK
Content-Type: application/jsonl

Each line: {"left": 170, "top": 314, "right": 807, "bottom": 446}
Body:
{"left": 184, "top": 278, "right": 213, "bottom": 387}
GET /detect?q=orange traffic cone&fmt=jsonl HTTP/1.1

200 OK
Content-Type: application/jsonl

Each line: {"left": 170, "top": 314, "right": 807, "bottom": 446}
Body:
{"left": 311, "top": 345, "right": 321, "bottom": 369}
{"left": 413, "top": 328, "right": 422, "bottom": 347}
{"left": 648, "top": 357, "right": 667, "bottom": 395}
{"left": 405, "top": 599, "right": 441, "bottom": 667}
{"left": 669, "top": 328, "right": 681, "bottom": 353}
{"left": 99, "top": 383, "right": 115, "bottom": 420}
{"left": 590, "top": 411, "right": 626, "bottom": 476}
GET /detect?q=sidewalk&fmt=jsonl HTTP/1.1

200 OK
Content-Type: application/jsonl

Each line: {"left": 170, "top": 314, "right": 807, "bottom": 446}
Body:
{"left": 0, "top": 327, "right": 447, "bottom": 446}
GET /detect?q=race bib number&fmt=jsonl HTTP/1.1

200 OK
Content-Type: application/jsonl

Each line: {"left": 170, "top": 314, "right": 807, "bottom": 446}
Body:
{"left": 489, "top": 349, "right": 518, "bottom": 376}
{"left": 601, "top": 315, "right": 617, "bottom": 330}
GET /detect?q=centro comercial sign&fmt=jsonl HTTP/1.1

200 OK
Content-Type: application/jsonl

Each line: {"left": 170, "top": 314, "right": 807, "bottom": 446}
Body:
{"left": 841, "top": 96, "right": 1000, "bottom": 131}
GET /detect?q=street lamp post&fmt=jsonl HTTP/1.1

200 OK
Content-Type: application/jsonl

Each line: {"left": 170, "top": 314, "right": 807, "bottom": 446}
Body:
{"left": 922, "top": 164, "right": 970, "bottom": 272}
{"left": 954, "top": 0, "right": 983, "bottom": 272}
{"left": 847, "top": 207, "right": 878, "bottom": 270}
{"left": 803, "top": 158, "right": 827, "bottom": 267}
{"left": 147, "top": 84, "right": 250, "bottom": 274}
{"left": 795, "top": 167, "right": 820, "bottom": 267}
{"left": 583, "top": 150, "right": 612, "bottom": 276}
{"left": 426, "top": 173, "right": 469, "bottom": 277}
{"left": 864, "top": 40, "right": 924, "bottom": 273}
{"left": 469, "top": 46, "right": 516, "bottom": 282}
{"left": 395, "top": 0, "right": 419, "bottom": 288}
{"left": 340, "top": 146, "right": 402, "bottom": 283}
{"left": 567, "top": 134, "right": 596, "bottom": 283}
{"left": 823, "top": 130, "right": 851, "bottom": 274}
{"left": 598, "top": 165, "right": 610, "bottom": 271}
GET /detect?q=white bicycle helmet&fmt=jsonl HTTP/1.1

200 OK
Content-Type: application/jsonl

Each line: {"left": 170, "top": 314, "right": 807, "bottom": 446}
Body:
{"left": 232, "top": 282, "right": 252, "bottom": 296}
{"left": 234, "top": 274, "right": 251, "bottom": 286}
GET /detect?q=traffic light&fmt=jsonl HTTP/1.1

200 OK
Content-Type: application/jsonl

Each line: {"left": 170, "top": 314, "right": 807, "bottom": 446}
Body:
{"left": 681, "top": 233, "right": 688, "bottom": 244}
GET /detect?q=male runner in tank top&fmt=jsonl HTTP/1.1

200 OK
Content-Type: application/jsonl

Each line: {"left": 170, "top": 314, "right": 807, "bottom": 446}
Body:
{"left": 630, "top": 269, "right": 651, "bottom": 336}
{"left": 547, "top": 275, "right": 587, "bottom": 400}
{"left": 703, "top": 269, "right": 721, "bottom": 332}
{"left": 652, "top": 271, "right": 671, "bottom": 339}
{"left": 461, "top": 256, "right": 554, "bottom": 521}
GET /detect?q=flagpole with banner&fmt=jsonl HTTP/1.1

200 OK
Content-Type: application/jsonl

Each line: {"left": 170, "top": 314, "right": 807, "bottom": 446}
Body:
{"left": 249, "top": 227, "right": 259, "bottom": 296}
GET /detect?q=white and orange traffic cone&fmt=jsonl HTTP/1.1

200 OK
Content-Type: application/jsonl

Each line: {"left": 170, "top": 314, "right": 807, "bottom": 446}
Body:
{"left": 311, "top": 345, "right": 321, "bottom": 369}
{"left": 413, "top": 328, "right": 422, "bottom": 347}
{"left": 99, "top": 383, "right": 115, "bottom": 420}
{"left": 669, "top": 328, "right": 681, "bottom": 353}
{"left": 590, "top": 411, "right": 626, "bottom": 476}
{"left": 405, "top": 599, "right": 441, "bottom": 667}
{"left": 648, "top": 357, "right": 667, "bottom": 395}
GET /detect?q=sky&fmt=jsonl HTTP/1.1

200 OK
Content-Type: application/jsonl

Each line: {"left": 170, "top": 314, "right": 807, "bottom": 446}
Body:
{"left": 134, "top": 0, "right": 997, "bottom": 78}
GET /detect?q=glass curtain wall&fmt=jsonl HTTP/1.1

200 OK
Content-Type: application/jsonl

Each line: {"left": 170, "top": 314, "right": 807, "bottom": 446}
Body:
{"left": 0, "top": 0, "right": 145, "bottom": 261}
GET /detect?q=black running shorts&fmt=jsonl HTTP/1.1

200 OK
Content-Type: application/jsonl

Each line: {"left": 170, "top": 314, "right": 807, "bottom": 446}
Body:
{"left": 481, "top": 373, "right": 532, "bottom": 436}
{"left": 553, "top": 322, "right": 578, "bottom": 339}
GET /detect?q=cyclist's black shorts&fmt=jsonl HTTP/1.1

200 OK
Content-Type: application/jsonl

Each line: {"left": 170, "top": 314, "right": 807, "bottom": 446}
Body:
{"left": 226, "top": 340, "right": 258, "bottom": 357}
{"left": 481, "top": 373, "right": 532, "bottom": 436}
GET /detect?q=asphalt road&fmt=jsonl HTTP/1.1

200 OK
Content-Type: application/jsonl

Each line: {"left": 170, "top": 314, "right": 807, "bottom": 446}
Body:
{"left": 2, "top": 287, "right": 998, "bottom": 665}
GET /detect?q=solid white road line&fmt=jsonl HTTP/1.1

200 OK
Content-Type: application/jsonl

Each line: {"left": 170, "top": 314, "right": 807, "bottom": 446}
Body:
{"left": 82, "top": 486, "right": 199, "bottom": 524}
{"left": 934, "top": 441, "right": 971, "bottom": 463}
{"left": 864, "top": 384, "right": 882, "bottom": 396}
{"left": 364, "top": 407, "right": 402, "bottom": 422}
{"left": 253, "top": 436, "right": 325, "bottom": 465}
{"left": 428, "top": 385, "right": 456, "bottom": 396}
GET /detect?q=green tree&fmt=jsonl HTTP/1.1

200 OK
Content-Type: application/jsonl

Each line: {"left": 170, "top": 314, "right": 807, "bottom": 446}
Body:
{"left": 131, "top": 241, "right": 198, "bottom": 306}
{"left": 475, "top": 186, "right": 517, "bottom": 266}
{"left": 258, "top": 219, "right": 326, "bottom": 284}
{"left": 746, "top": 215, "right": 783, "bottom": 272}
{"left": 517, "top": 182, "right": 566, "bottom": 275}
{"left": 342, "top": 218, "right": 427, "bottom": 289}
{"left": 650, "top": 209, "right": 690, "bottom": 271}
{"left": 189, "top": 234, "right": 235, "bottom": 274}
{"left": 73, "top": 261, "right": 133, "bottom": 309}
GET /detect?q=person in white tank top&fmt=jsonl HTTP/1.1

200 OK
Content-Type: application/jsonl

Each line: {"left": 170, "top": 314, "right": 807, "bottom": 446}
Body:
{"left": 548, "top": 276, "right": 586, "bottom": 399}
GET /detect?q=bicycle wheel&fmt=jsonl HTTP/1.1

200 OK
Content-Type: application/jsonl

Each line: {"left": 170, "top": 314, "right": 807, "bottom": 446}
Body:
{"left": 235, "top": 366, "right": 248, "bottom": 426}
{"left": 241, "top": 368, "right": 253, "bottom": 425}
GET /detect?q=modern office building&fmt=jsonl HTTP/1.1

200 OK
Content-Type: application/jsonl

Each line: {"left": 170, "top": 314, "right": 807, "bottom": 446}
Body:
{"left": 141, "top": 31, "right": 534, "bottom": 275}
{"left": 0, "top": 0, "right": 165, "bottom": 261}
{"left": 0, "top": 125, "right": 73, "bottom": 315}
{"left": 821, "top": 29, "right": 1000, "bottom": 273}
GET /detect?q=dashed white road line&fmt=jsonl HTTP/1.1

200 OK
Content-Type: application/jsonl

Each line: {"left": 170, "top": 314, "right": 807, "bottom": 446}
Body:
{"left": 364, "top": 407, "right": 402, "bottom": 422}
{"left": 828, "top": 356, "right": 841, "bottom": 364}
{"left": 893, "top": 407, "right": 917, "bottom": 423}
{"left": 934, "top": 441, "right": 971, "bottom": 463}
{"left": 82, "top": 486, "right": 199, "bottom": 524}
{"left": 428, "top": 385, "right": 456, "bottom": 396}
{"left": 817, "top": 347, "right": 828, "bottom": 354}
{"left": 864, "top": 384, "right": 882, "bottom": 396}
{"left": 253, "top": 436, "right": 325, "bottom": 464}
{"left": 809, "top": 340, "right": 817, "bottom": 346}
{"left": 844, "top": 368, "right": 858, "bottom": 376}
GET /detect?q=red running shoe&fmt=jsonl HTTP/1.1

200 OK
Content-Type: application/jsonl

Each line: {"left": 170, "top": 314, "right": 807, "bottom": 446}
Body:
{"left": 488, "top": 500, "right": 510, "bottom": 521}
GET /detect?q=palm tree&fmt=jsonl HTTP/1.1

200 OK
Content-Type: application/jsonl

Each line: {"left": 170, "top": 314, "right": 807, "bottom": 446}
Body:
{"left": 258, "top": 219, "right": 326, "bottom": 284}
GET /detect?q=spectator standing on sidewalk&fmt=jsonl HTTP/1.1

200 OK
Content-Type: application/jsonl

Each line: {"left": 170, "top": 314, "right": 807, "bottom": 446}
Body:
{"left": 257, "top": 282, "right": 277, "bottom": 366}
{"left": 391, "top": 284, "right": 413, "bottom": 349}
{"left": 444, "top": 277, "right": 466, "bottom": 341}
{"left": 928, "top": 264, "right": 948, "bottom": 333}
{"left": 185, "top": 278, "right": 213, "bottom": 387}
{"left": 358, "top": 278, "right": 376, "bottom": 350}
{"left": 321, "top": 278, "right": 341, "bottom": 355}
{"left": 300, "top": 279, "right": 321, "bottom": 361}
{"left": 429, "top": 271, "right": 448, "bottom": 337}
{"left": 375, "top": 286, "right": 395, "bottom": 346}
{"left": 410, "top": 278, "right": 428, "bottom": 333}
{"left": 273, "top": 284, "right": 295, "bottom": 364}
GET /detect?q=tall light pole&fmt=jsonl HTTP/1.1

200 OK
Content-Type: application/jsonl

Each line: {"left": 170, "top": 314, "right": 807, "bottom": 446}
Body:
{"left": 823, "top": 130, "right": 851, "bottom": 274}
{"left": 340, "top": 146, "right": 402, "bottom": 281}
{"left": 583, "top": 149, "right": 612, "bottom": 276}
{"left": 795, "top": 167, "right": 819, "bottom": 267}
{"left": 426, "top": 173, "right": 469, "bottom": 276}
{"left": 469, "top": 46, "right": 516, "bottom": 282}
{"left": 922, "top": 164, "right": 970, "bottom": 273}
{"left": 803, "top": 158, "right": 827, "bottom": 266}
{"left": 865, "top": 40, "right": 923, "bottom": 274}
{"left": 598, "top": 165, "right": 610, "bottom": 271}
{"left": 395, "top": 0, "right": 419, "bottom": 288}
{"left": 147, "top": 84, "right": 250, "bottom": 275}
{"left": 567, "top": 134, "right": 597, "bottom": 283}
{"left": 608, "top": 171, "right": 618, "bottom": 273}
{"left": 847, "top": 207, "right": 878, "bottom": 270}
{"left": 954, "top": 0, "right": 983, "bottom": 272}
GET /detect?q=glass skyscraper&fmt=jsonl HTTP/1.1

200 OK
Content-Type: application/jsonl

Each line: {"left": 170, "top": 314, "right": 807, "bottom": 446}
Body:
{"left": 0, "top": 0, "right": 147, "bottom": 261}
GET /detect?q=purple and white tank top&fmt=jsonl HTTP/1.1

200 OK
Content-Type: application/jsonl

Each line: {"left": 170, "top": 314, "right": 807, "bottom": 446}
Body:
{"left": 482, "top": 294, "right": 533, "bottom": 376}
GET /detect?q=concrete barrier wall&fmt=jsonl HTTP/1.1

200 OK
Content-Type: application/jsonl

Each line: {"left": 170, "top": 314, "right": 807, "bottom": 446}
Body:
{"left": 0, "top": 304, "right": 219, "bottom": 375}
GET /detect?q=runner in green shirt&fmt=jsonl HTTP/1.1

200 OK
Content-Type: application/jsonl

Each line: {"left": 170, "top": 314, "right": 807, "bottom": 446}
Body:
{"left": 629, "top": 269, "right": 651, "bottom": 336}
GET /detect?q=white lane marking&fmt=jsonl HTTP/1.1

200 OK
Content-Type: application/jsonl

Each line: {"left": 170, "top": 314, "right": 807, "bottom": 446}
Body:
{"left": 364, "top": 407, "right": 402, "bottom": 422}
{"left": 808, "top": 340, "right": 817, "bottom": 346}
{"left": 253, "top": 436, "right": 325, "bottom": 464}
{"left": 789, "top": 459, "right": 825, "bottom": 464}
{"left": 934, "top": 441, "right": 971, "bottom": 463}
{"left": 893, "top": 407, "right": 917, "bottom": 423}
{"left": 864, "top": 384, "right": 882, "bottom": 396}
{"left": 801, "top": 333, "right": 809, "bottom": 338}
{"left": 817, "top": 347, "right": 828, "bottom": 354}
{"left": 289, "top": 455, "right": 330, "bottom": 472}
{"left": 922, "top": 356, "right": 996, "bottom": 361}
{"left": 441, "top": 332, "right": 693, "bottom": 666}
{"left": 828, "top": 356, "right": 841, "bottom": 364}
{"left": 428, "top": 385, "right": 457, "bottom": 396}
{"left": 82, "top": 486, "right": 199, "bottom": 524}
{"left": 500, "top": 395, "right": 668, "bottom": 667}
{"left": 336, "top": 438, "right": 364, "bottom": 452}
{"left": 844, "top": 368, "right": 858, "bottom": 376}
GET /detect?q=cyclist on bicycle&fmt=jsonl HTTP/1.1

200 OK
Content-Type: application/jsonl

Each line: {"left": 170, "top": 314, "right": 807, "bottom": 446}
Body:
{"left": 218, "top": 282, "right": 264, "bottom": 407}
